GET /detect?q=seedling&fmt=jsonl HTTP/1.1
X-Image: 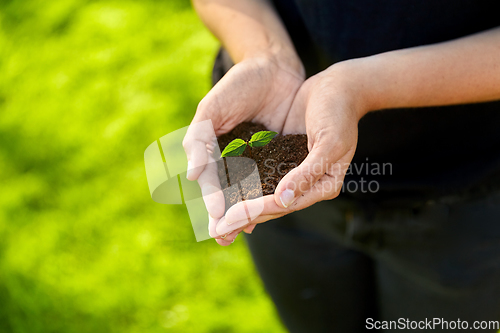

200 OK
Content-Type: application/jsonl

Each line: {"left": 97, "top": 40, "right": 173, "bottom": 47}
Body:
{"left": 220, "top": 130, "right": 278, "bottom": 159}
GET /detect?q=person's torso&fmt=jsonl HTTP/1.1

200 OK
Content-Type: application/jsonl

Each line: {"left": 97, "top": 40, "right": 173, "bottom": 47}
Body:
{"left": 272, "top": 0, "right": 500, "bottom": 205}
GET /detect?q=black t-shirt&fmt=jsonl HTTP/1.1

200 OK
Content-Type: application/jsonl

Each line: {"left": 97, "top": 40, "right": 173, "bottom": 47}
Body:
{"left": 272, "top": 0, "right": 500, "bottom": 205}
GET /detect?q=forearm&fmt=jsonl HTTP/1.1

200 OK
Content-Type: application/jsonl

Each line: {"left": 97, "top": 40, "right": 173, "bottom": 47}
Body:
{"left": 192, "top": 0, "right": 303, "bottom": 74}
{"left": 332, "top": 26, "right": 500, "bottom": 117}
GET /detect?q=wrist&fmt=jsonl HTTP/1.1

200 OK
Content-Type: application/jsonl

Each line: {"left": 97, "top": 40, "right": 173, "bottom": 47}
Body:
{"left": 317, "top": 60, "right": 372, "bottom": 121}
{"left": 241, "top": 43, "right": 305, "bottom": 80}
{"left": 321, "top": 57, "right": 389, "bottom": 120}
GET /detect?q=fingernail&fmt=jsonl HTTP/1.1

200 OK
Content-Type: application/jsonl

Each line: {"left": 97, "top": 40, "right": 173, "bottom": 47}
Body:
{"left": 186, "top": 161, "right": 193, "bottom": 180}
{"left": 280, "top": 189, "right": 295, "bottom": 208}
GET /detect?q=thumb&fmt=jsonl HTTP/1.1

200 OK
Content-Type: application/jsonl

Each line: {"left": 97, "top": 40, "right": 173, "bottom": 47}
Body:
{"left": 182, "top": 118, "right": 218, "bottom": 181}
{"left": 274, "top": 147, "right": 327, "bottom": 208}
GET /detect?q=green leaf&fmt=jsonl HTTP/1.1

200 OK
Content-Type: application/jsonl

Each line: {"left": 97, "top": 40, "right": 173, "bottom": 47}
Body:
{"left": 248, "top": 131, "right": 278, "bottom": 148}
{"left": 220, "top": 139, "right": 247, "bottom": 157}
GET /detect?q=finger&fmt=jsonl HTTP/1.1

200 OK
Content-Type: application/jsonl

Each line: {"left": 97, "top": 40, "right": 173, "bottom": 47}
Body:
{"left": 216, "top": 214, "right": 250, "bottom": 236}
{"left": 299, "top": 173, "right": 344, "bottom": 203}
{"left": 215, "top": 223, "right": 246, "bottom": 246}
{"left": 235, "top": 213, "right": 284, "bottom": 225}
{"left": 224, "top": 197, "right": 266, "bottom": 225}
{"left": 224, "top": 195, "right": 279, "bottom": 225}
{"left": 185, "top": 141, "right": 207, "bottom": 181}
{"left": 183, "top": 119, "right": 219, "bottom": 181}
{"left": 243, "top": 224, "right": 256, "bottom": 234}
{"left": 220, "top": 212, "right": 284, "bottom": 229}
{"left": 222, "top": 175, "right": 345, "bottom": 228}
{"left": 215, "top": 229, "right": 239, "bottom": 246}
{"left": 208, "top": 214, "right": 221, "bottom": 238}
{"left": 216, "top": 238, "right": 233, "bottom": 246}
{"left": 214, "top": 217, "right": 245, "bottom": 239}
{"left": 221, "top": 229, "right": 240, "bottom": 243}
{"left": 209, "top": 208, "right": 247, "bottom": 240}
{"left": 198, "top": 158, "right": 225, "bottom": 219}
{"left": 216, "top": 196, "right": 266, "bottom": 235}
{"left": 274, "top": 148, "right": 328, "bottom": 208}
{"left": 275, "top": 163, "right": 347, "bottom": 209}
{"left": 215, "top": 184, "right": 268, "bottom": 235}
{"left": 217, "top": 195, "right": 282, "bottom": 234}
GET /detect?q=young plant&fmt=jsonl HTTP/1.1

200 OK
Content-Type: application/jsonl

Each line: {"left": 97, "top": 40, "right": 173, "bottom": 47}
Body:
{"left": 220, "top": 130, "right": 278, "bottom": 158}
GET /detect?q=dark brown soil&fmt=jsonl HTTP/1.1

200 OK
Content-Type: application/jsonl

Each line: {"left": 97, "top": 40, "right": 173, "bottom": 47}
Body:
{"left": 217, "top": 122, "right": 308, "bottom": 211}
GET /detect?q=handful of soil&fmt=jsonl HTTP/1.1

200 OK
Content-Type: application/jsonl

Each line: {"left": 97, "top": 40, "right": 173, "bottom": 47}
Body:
{"left": 217, "top": 122, "right": 308, "bottom": 211}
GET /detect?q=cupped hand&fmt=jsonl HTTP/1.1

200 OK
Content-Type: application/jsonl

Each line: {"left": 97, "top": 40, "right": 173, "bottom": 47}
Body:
{"left": 217, "top": 62, "right": 367, "bottom": 232}
{"left": 183, "top": 54, "right": 304, "bottom": 245}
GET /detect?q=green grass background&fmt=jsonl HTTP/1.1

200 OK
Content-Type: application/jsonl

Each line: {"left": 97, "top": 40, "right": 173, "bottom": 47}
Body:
{"left": 0, "top": 0, "right": 286, "bottom": 332}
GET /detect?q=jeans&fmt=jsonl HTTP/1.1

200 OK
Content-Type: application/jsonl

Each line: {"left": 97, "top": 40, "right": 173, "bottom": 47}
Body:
{"left": 244, "top": 193, "right": 500, "bottom": 332}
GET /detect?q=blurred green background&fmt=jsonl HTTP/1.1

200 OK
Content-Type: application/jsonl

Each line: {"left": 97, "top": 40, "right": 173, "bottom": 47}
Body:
{"left": 0, "top": 0, "right": 285, "bottom": 332}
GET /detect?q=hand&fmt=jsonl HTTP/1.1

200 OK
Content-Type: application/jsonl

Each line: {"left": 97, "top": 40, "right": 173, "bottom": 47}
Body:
{"left": 218, "top": 61, "right": 366, "bottom": 230}
{"left": 183, "top": 53, "right": 304, "bottom": 246}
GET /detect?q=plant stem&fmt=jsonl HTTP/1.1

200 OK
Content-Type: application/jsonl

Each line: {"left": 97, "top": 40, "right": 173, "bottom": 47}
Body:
{"left": 247, "top": 143, "right": 253, "bottom": 159}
